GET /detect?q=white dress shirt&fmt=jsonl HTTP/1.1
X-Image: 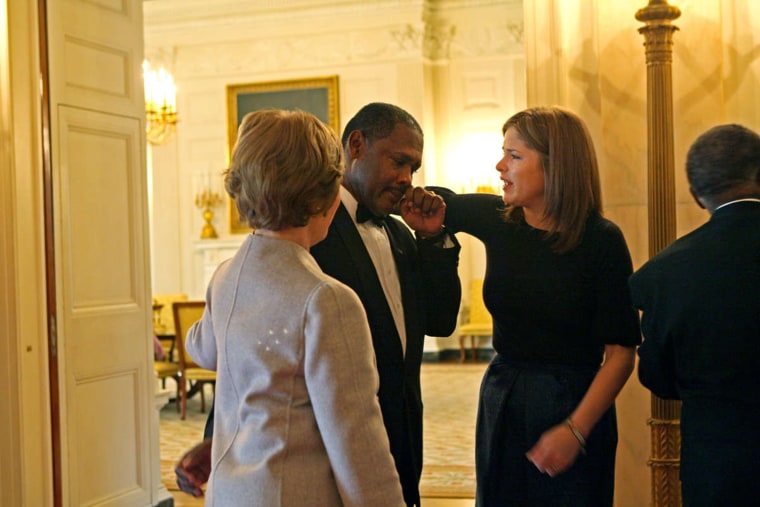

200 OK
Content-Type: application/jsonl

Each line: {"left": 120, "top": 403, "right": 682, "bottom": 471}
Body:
{"left": 714, "top": 197, "right": 760, "bottom": 211}
{"left": 340, "top": 186, "right": 407, "bottom": 355}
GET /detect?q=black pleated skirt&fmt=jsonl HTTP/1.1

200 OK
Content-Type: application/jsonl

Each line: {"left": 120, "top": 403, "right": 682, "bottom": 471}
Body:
{"left": 475, "top": 354, "right": 618, "bottom": 507}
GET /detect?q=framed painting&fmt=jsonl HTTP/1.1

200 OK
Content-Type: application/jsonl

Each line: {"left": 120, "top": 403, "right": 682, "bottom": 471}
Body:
{"left": 226, "top": 75, "right": 340, "bottom": 233}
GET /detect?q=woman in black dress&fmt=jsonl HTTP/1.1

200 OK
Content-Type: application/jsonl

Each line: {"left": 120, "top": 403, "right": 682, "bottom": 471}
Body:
{"left": 435, "top": 106, "right": 641, "bottom": 506}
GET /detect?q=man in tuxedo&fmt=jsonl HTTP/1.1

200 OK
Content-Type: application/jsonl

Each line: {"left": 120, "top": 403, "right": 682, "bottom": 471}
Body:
{"left": 630, "top": 123, "right": 760, "bottom": 507}
{"left": 176, "top": 103, "right": 462, "bottom": 507}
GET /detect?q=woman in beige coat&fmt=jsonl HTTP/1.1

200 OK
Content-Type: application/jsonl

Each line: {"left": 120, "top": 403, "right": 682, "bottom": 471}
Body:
{"left": 186, "top": 109, "right": 405, "bottom": 507}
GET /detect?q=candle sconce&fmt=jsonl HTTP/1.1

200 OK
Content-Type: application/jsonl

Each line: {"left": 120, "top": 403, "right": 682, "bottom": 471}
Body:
{"left": 152, "top": 301, "right": 164, "bottom": 333}
{"left": 195, "top": 189, "right": 224, "bottom": 239}
{"left": 475, "top": 184, "right": 499, "bottom": 194}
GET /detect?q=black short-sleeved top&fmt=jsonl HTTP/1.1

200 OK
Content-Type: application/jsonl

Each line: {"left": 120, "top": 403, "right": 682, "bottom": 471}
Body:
{"left": 438, "top": 189, "right": 641, "bottom": 369}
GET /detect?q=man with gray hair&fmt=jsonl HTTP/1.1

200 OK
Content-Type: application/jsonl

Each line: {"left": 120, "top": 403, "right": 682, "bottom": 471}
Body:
{"left": 630, "top": 123, "right": 760, "bottom": 506}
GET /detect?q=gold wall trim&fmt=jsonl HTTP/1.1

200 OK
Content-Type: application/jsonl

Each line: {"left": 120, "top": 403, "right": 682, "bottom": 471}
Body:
{"left": 635, "top": 2, "right": 682, "bottom": 506}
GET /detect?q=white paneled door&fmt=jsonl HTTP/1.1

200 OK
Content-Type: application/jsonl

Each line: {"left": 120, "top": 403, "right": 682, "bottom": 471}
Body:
{"left": 45, "top": 1, "right": 158, "bottom": 505}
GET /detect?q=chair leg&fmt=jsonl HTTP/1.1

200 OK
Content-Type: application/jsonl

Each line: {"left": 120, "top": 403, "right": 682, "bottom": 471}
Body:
{"left": 200, "top": 383, "right": 206, "bottom": 413}
{"left": 180, "top": 378, "right": 187, "bottom": 420}
{"left": 458, "top": 335, "right": 467, "bottom": 362}
{"left": 174, "top": 376, "right": 181, "bottom": 411}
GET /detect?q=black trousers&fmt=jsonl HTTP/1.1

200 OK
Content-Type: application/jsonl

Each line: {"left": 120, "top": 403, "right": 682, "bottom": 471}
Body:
{"left": 475, "top": 354, "right": 617, "bottom": 507}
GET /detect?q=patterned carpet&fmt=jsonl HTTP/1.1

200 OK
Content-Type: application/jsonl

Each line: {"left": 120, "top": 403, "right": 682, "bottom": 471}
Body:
{"left": 159, "top": 361, "right": 487, "bottom": 499}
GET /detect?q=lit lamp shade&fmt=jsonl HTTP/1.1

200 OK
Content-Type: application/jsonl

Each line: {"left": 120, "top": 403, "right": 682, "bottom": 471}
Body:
{"left": 143, "top": 60, "right": 177, "bottom": 145}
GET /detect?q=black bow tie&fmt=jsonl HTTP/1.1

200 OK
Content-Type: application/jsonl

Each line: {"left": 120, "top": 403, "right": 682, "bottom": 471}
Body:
{"left": 356, "top": 203, "right": 386, "bottom": 226}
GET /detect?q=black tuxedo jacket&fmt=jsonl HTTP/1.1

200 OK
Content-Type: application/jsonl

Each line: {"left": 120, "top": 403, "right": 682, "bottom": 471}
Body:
{"left": 311, "top": 204, "right": 461, "bottom": 506}
{"left": 630, "top": 200, "right": 760, "bottom": 505}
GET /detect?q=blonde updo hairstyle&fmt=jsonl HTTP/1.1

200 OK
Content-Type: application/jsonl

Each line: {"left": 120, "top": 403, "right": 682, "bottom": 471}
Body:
{"left": 224, "top": 109, "right": 344, "bottom": 230}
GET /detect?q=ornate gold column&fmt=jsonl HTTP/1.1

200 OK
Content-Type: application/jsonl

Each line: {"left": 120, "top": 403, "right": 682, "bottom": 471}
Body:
{"left": 635, "top": 2, "right": 682, "bottom": 506}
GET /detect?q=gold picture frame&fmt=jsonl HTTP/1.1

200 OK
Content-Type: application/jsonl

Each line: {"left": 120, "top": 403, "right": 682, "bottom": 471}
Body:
{"left": 226, "top": 75, "right": 340, "bottom": 233}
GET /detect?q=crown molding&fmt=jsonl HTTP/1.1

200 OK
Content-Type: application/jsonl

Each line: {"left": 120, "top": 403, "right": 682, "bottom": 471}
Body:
{"left": 143, "top": 0, "right": 524, "bottom": 66}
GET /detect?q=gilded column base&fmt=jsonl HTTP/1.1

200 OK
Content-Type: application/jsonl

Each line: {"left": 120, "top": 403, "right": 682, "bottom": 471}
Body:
{"left": 648, "top": 415, "right": 682, "bottom": 507}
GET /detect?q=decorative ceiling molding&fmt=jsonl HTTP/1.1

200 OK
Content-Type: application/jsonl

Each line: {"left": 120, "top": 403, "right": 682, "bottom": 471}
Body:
{"left": 507, "top": 21, "right": 524, "bottom": 44}
{"left": 145, "top": 0, "right": 524, "bottom": 73}
{"left": 144, "top": 0, "right": 423, "bottom": 29}
{"left": 175, "top": 26, "right": 424, "bottom": 79}
{"left": 447, "top": 22, "right": 524, "bottom": 58}
{"left": 423, "top": 0, "right": 523, "bottom": 60}
{"left": 423, "top": 22, "right": 457, "bottom": 60}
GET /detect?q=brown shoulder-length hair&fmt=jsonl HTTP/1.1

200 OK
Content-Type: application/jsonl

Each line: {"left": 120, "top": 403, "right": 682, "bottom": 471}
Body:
{"left": 224, "top": 109, "right": 344, "bottom": 230}
{"left": 502, "top": 106, "right": 603, "bottom": 253}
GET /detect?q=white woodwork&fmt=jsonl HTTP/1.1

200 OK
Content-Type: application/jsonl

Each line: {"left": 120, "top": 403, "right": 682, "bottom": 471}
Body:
{"left": 0, "top": 4, "right": 23, "bottom": 506}
{"left": 54, "top": 99, "right": 156, "bottom": 507}
{"left": 45, "top": 0, "right": 163, "bottom": 505}
{"left": 3, "top": 2, "right": 55, "bottom": 505}
{"left": 193, "top": 238, "right": 246, "bottom": 299}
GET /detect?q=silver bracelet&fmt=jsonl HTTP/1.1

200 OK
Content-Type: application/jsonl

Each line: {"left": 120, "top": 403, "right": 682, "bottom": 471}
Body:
{"left": 565, "top": 418, "right": 587, "bottom": 454}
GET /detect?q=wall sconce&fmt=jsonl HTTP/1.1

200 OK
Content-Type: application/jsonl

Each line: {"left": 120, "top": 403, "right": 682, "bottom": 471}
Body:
{"left": 474, "top": 183, "right": 499, "bottom": 194}
{"left": 143, "top": 60, "right": 177, "bottom": 145}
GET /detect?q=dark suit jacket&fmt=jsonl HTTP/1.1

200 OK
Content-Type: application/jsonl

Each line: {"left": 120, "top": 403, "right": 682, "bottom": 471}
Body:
{"left": 629, "top": 200, "right": 760, "bottom": 506}
{"left": 311, "top": 204, "right": 461, "bottom": 506}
